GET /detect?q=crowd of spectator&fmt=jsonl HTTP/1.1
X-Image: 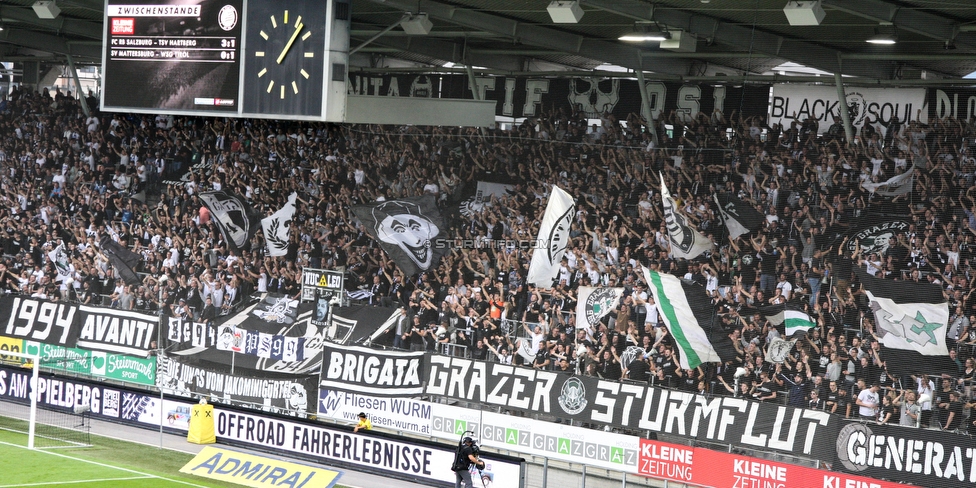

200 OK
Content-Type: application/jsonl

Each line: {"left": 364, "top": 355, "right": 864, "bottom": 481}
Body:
{"left": 2, "top": 84, "right": 976, "bottom": 434}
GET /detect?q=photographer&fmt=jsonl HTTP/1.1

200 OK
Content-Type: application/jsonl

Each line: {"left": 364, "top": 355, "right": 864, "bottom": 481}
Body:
{"left": 452, "top": 436, "right": 485, "bottom": 488}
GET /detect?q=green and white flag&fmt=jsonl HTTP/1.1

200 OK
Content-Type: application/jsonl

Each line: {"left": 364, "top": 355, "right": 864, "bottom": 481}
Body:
{"left": 761, "top": 303, "right": 817, "bottom": 339}
{"left": 641, "top": 267, "right": 736, "bottom": 370}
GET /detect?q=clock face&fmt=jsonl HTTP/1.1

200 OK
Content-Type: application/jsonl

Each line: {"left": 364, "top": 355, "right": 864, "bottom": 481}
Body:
{"left": 242, "top": 0, "right": 326, "bottom": 117}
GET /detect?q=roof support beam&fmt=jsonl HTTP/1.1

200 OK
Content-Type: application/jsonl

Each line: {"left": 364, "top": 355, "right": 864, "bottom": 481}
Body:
{"left": 821, "top": 0, "right": 976, "bottom": 48}
{"left": 0, "top": 6, "right": 103, "bottom": 39}
{"left": 0, "top": 28, "right": 101, "bottom": 60}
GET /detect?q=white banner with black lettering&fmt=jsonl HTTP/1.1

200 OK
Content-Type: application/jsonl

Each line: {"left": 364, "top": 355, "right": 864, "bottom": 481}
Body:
{"left": 769, "top": 85, "right": 926, "bottom": 134}
{"left": 215, "top": 409, "right": 524, "bottom": 487}
{"left": 319, "top": 344, "right": 426, "bottom": 397}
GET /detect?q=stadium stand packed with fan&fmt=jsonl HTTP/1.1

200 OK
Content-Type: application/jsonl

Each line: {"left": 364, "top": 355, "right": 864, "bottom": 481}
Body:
{"left": 3, "top": 84, "right": 976, "bottom": 441}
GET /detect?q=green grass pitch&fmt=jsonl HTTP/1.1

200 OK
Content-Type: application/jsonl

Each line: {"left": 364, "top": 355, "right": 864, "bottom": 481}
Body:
{"left": 0, "top": 416, "right": 349, "bottom": 488}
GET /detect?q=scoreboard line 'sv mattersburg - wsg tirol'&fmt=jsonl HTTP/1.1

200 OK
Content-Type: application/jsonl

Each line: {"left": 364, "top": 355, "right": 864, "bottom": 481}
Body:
{"left": 101, "top": 0, "right": 345, "bottom": 120}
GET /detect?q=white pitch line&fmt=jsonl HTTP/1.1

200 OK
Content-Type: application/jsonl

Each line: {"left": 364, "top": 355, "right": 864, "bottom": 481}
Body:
{"left": 0, "top": 440, "right": 212, "bottom": 488}
{"left": 0, "top": 475, "right": 152, "bottom": 487}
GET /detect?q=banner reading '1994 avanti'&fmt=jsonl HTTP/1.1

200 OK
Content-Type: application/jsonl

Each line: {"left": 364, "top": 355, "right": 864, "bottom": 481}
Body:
{"left": 0, "top": 296, "right": 158, "bottom": 356}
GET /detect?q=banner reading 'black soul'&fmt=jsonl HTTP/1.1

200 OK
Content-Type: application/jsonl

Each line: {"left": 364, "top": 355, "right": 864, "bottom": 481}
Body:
{"left": 425, "top": 355, "right": 838, "bottom": 459}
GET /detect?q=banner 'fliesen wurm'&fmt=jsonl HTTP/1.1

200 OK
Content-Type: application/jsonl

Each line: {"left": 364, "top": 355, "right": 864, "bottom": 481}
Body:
{"left": 319, "top": 344, "right": 426, "bottom": 397}
{"left": 425, "top": 355, "right": 838, "bottom": 459}
{"left": 641, "top": 268, "right": 736, "bottom": 370}
{"left": 660, "top": 173, "right": 711, "bottom": 260}
{"left": 199, "top": 191, "right": 261, "bottom": 254}
{"left": 861, "top": 167, "right": 915, "bottom": 196}
{"left": 1, "top": 296, "right": 157, "bottom": 357}
{"left": 163, "top": 294, "right": 324, "bottom": 376}
{"left": 854, "top": 268, "right": 955, "bottom": 377}
{"left": 99, "top": 235, "right": 143, "bottom": 286}
{"left": 714, "top": 192, "right": 765, "bottom": 240}
{"left": 351, "top": 195, "right": 447, "bottom": 277}
{"left": 156, "top": 354, "right": 316, "bottom": 415}
{"left": 261, "top": 192, "right": 297, "bottom": 257}
{"left": 575, "top": 287, "right": 624, "bottom": 332}
{"left": 527, "top": 185, "right": 575, "bottom": 288}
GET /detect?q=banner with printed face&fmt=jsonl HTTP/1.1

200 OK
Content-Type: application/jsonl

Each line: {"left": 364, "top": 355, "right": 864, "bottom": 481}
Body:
{"left": 0, "top": 296, "right": 158, "bottom": 357}
{"left": 319, "top": 344, "right": 427, "bottom": 397}
{"left": 833, "top": 416, "right": 974, "bottom": 488}
{"left": 348, "top": 73, "right": 771, "bottom": 121}
{"left": 300, "top": 269, "right": 343, "bottom": 329}
{"left": 768, "top": 85, "right": 927, "bottom": 133}
{"left": 161, "top": 294, "right": 324, "bottom": 376}
{"left": 351, "top": 195, "right": 448, "bottom": 277}
{"left": 23, "top": 340, "right": 156, "bottom": 386}
{"left": 156, "top": 354, "right": 317, "bottom": 416}
{"left": 425, "top": 355, "right": 838, "bottom": 459}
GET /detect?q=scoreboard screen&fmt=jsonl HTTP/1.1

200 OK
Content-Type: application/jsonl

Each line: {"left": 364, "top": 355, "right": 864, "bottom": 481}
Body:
{"left": 101, "top": 0, "right": 340, "bottom": 120}
{"left": 102, "top": 0, "right": 243, "bottom": 113}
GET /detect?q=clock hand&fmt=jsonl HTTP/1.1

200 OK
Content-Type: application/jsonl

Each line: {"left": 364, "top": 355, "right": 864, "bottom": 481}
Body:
{"left": 276, "top": 22, "right": 304, "bottom": 64}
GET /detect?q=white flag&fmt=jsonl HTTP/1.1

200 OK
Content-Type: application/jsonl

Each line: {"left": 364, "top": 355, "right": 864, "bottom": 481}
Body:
{"left": 527, "top": 185, "right": 576, "bottom": 288}
{"left": 862, "top": 168, "right": 914, "bottom": 196}
{"left": 262, "top": 192, "right": 297, "bottom": 257}
{"left": 576, "top": 286, "right": 625, "bottom": 331}
{"left": 660, "top": 172, "right": 711, "bottom": 259}
{"left": 47, "top": 242, "right": 72, "bottom": 282}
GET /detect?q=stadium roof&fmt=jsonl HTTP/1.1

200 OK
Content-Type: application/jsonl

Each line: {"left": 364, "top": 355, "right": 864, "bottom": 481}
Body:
{"left": 2, "top": 0, "right": 976, "bottom": 84}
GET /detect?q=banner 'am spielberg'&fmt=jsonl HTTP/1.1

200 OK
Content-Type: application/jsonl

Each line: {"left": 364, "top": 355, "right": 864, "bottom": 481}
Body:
{"left": 425, "top": 355, "right": 838, "bottom": 459}
{"left": 0, "top": 296, "right": 157, "bottom": 356}
{"left": 348, "top": 73, "right": 770, "bottom": 121}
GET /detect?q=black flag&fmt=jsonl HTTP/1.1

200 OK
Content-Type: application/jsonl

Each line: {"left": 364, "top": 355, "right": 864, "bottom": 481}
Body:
{"left": 100, "top": 235, "right": 142, "bottom": 286}
{"left": 351, "top": 195, "right": 447, "bottom": 277}
{"left": 714, "top": 192, "right": 765, "bottom": 239}
{"left": 199, "top": 191, "right": 262, "bottom": 255}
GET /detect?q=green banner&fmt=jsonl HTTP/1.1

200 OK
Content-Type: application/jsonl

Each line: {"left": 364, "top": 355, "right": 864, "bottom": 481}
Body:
{"left": 25, "top": 341, "right": 156, "bottom": 386}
